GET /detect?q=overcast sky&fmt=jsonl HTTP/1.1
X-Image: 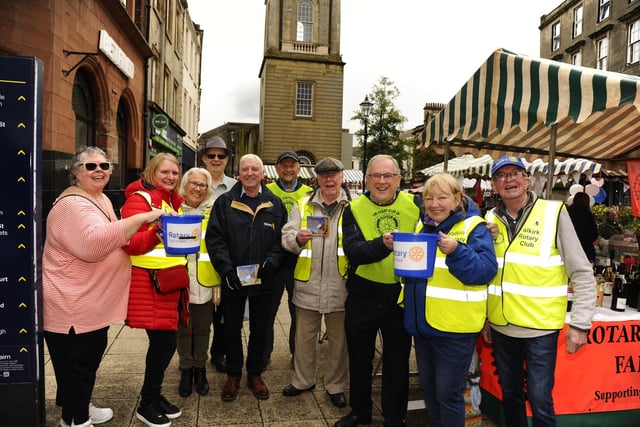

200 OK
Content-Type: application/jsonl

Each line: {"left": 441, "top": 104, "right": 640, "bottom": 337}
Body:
{"left": 187, "top": 0, "right": 561, "bottom": 135}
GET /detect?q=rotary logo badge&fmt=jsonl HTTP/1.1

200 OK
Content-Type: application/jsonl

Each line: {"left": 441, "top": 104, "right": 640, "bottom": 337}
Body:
{"left": 408, "top": 245, "right": 425, "bottom": 262}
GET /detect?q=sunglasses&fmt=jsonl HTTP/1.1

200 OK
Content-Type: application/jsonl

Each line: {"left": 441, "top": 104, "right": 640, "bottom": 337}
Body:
{"left": 81, "top": 162, "right": 111, "bottom": 171}
{"left": 206, "top": 153, "right": 227, "bottom": 160}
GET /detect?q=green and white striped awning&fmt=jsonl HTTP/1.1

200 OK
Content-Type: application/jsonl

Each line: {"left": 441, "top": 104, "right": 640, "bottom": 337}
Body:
{"left": 420, "top": 154, "right": 495, "bottom": 178}
{"left": 419, "top": 48, "right": 640, "bottom": 163}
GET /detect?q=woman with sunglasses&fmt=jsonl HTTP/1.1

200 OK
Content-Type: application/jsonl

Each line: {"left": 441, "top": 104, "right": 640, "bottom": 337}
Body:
{"left": 121, "top": 152, "right": 186, "bottom": 427}
{"left": 43, "top": 146, "right": 163, "bottom": 427}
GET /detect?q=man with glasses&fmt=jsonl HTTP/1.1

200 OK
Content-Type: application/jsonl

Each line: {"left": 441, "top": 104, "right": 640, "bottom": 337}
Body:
{"left": 200, "top": 135, "right": 237, "bottom": 374}
{"left": 336, "top": 154, "right": 423, "bottom": 427}
{"left": 264, "top": 151, "right": 312, "bottom": 367}
{"left": 482, "top": 155, "right": 595, "bottom": 427}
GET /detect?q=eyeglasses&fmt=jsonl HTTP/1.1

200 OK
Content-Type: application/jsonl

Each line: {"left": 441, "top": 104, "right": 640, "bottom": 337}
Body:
{"left": 81, "top": 162, "right": 111, "bottom": 171}
{"left": 493, "top": 170, "right": 526, "bottom": 182}
{"left": 188, "top": 181, "right": 208, "bottom": 190}
{"left": 367, "top": 173, "right": 399, "bottom": 181}
{"left": 206, "top": 153, "right": 227, "bottom": 160}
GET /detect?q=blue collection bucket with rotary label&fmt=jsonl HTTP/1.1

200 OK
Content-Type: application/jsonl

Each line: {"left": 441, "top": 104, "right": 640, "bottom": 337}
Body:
{"left": 392, "top": 232, "right": 439, "bottom": 278}
{"left": 161, "top": 214, "right": 204, "bottom": 255}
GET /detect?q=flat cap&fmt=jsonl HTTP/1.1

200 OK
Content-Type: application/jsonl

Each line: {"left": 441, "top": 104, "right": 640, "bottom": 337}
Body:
{"left": 276, "top": 150, "right": 300, "bottom": 163}
{"left": 203, "top": 135, "right": 230, "bottom": 153}
{"left": 491, "top": 155, "right": 526, "bottom": 176}
{"left": 314, "top": 157, "right": 344, "bottom": 175}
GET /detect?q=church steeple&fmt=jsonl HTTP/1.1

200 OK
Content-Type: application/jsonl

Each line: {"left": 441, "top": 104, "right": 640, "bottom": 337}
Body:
{"left": 259, "top": 0, "right": 345, "bottom": 165}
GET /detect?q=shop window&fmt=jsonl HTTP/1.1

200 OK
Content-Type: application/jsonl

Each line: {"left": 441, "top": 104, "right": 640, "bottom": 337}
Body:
{"left": 72, "top": 69, "right": 96, "bottom": 151}
{"left": 629, "top": 19, "right": 640, "bottom": 64}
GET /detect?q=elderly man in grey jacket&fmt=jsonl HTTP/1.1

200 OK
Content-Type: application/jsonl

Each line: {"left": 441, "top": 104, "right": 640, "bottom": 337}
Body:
{"left": 280, "top": 157, "right": 351, "bottom": 409}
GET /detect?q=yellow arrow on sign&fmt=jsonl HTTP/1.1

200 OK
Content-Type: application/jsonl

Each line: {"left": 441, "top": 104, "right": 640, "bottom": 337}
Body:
{"left": 17, "top": 149, "right": 26, "bottom": 155}
{"left": 18, "top": 302, "right": 27, "bottom": 308}
{"left": 17, "top": 177, "right": 26, "bottom": 182}
{"left": 20, "top": 348, "right": 28, "bottom": 353}
{"left": 18, "top": 210, "right": 26, "bottom": 216}
{"left": 18, "top": 276, "right": 26, "bottom": 282}
{"left": 18, "top": 243, "right": 26, "bottom": 249}
{"left": 18, "top": 224, "right": 26, "bottom": 229}
{"left": 18, "top": 123, "right": 26, "bottom": 128}
{"left": 18, "top": 95, "right": 26, "bottom": 101}
{"left": 19, "top": 328, "right": 27, "bottom": 334}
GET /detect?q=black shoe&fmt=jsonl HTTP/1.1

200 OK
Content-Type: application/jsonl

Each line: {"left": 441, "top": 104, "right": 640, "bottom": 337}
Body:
{"left": 327, "top": 391, "right": 346, "bottom": 408}
{"left": 211, "top": 355, "right": 227, "bottom": 373}
{"left": 193, "top": 367, "right": 209, "bottom": 396}
{"left": 136, "top": 402, "right": 170, "bottom": 427}
{"left": 179, "top": 368, "right": 193, "bottom": 397}
{"left": 334, "top": 412, "right": 372, "bottom": 427}
{"left": 157, "top": 395, "right": 181, "bottom": 419}
{"left": 282, "top": 383, "right": 315, "bottom": 397}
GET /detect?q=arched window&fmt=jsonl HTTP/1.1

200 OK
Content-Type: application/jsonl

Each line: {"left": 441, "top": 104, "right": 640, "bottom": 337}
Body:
{"left": 72, "top": 69, "right": 96, "bottom": 151}
{"left": 297, "top": 0, "right": 313, "bottom": 42}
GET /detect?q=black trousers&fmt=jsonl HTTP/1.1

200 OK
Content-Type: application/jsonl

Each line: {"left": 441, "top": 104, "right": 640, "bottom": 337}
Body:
{"left": 209, "top": 298, "right": 226, "bottom": 361}
{"left": 45, "top": 327, "right": 109, "bottom": 425}
{"left": 344, "top": 293, "right": 411, "bottom": 427}
{"left": 264, "top": 267, "right": 296, "bottom": 359}
{"left": 223, "top": 292, "right": 271, "bottom": 378}
{"left": 140, "top": 329, "right": 177, "bottom": 407}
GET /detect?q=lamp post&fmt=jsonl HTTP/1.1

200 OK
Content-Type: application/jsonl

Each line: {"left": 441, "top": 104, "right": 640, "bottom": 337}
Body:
{"left": 359, "top": 95, "right": 373, "bottom": 191}
{"left": 228, "top": 129, "right": 236, "bottom": 177}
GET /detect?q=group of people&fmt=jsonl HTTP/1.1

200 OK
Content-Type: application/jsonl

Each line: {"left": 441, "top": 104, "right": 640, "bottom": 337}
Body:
{"left": 43, "top": 145, "right": 595, "bottom": 427}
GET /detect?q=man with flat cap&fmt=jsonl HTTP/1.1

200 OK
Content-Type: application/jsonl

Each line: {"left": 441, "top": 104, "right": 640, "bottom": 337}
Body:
{"left": 200, "top": 135, "right": 237, "bottom": 373}
{"left": 281, "top": 157, "right": 351, "bottom": 408}
{"left": 264, "top": 150, "right": 313, "bottom": 366}
{"left": 482, "top": 155, "right": 595, "bottom": 426}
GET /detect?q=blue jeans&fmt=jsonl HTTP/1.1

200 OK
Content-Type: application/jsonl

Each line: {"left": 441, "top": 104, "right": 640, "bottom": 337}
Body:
{"left": 414, "top": 334, "right": 477, "bottom": 427}
{"left": 491, "top": 329, "right": 559, "bottom": 427}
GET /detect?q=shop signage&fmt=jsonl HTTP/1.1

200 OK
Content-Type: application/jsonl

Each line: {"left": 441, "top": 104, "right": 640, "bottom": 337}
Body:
{"left": 99, "top": 29, "right": 134, "bottom": 79}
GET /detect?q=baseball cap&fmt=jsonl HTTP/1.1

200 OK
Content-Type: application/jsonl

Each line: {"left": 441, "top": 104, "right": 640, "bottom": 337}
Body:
{"left": 276, "top": 150, "right": 300, "bottom": 163}
{"left": 202, "top": 135, "right": 230, "bottom": 153}
{"left": 491, "top": 155, "right": 527, "bottom": 177}
{"left": 314, "top": 157, "right": 344, "bottom": 175}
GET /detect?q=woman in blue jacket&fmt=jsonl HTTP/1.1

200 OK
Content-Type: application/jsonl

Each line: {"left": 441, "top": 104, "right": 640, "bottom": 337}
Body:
{"left": 401, "top": 173, "right": 497, "bottom": 427}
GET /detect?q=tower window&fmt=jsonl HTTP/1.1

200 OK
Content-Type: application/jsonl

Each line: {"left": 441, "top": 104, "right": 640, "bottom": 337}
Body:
{"left": 296, "top": 82, "right": 313, "bottom": 117}
{"left": 296, "top": 0, "right": 313, "bottom": 42}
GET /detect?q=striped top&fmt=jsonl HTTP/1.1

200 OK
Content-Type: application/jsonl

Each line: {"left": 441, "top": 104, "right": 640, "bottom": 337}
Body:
{"left": 43, "top": 194, "right": 130, "bottom": 333}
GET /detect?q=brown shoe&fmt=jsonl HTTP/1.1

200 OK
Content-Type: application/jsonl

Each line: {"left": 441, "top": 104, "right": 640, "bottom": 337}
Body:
{"left": 247, "top": 375, "right": 270, "bottom": 399}
{"left": 221, "top": 376, "right": 240, "bottom": 402}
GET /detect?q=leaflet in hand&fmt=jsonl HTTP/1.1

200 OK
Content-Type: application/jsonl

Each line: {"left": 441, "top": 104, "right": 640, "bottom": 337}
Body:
{"left": 307, "top": 215, "right": 329, "bottom": 237}
{"left": 237, "top": 264, "right": 261, "bottom": 286}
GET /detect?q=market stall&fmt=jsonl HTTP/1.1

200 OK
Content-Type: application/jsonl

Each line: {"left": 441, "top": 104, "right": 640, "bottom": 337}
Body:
{"left": 478, "top": 301, "right": 640, "bottom": 426}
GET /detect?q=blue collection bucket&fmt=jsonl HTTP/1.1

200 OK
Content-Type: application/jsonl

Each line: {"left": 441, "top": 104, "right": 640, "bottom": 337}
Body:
{"left": 160, "top": 214, "right": 204, "bottom": 255}
{"left": 392, "top": 232, "right": 439, "bottom": 278}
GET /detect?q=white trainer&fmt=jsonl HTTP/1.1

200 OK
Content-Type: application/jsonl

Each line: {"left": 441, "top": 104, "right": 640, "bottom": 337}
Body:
{"left": 88, "top": 403, "right": 113, "bottom": 424}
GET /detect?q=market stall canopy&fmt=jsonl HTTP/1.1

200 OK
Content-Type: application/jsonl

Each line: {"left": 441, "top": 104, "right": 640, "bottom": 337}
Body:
{"left": 418, "top": 48, "right": 640, "bottom": 164}
{"left": 264, "top": 165, "right": 316, "bottom": 180}
{"left": 342, "top": 169, "right": 363, "bottom": 183}
{"left": 420, "top": 153, "right": 495, "bottom": 178}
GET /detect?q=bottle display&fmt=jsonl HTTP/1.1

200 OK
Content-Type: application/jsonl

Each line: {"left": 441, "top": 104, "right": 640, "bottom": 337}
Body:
{"left": 595, "top": 275, "right": 604, "bottom": 308}
{"left": 602, "top": 266, "right": 614, "bottom": 296}
{"left": 610, "top": 265, "right": 627, "bottom": 312}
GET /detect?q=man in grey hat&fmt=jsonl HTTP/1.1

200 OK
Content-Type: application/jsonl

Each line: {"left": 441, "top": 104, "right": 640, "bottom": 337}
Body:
{"left": 264, "top": 150, "right": 312, "bottom": 367}
{"left": 201, "top": 135, "right": 237, "bottom": 197}
{"left": 200, "top": 135, "right": 237, "bottom": 373}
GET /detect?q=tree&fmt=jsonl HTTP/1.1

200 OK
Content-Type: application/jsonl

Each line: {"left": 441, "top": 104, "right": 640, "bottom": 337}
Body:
{"left": 352, "top": 77, "right": 408, "bottom": 174}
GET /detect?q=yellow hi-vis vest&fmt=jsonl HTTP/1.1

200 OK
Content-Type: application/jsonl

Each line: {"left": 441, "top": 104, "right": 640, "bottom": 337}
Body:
{"left": 350, "top": 192, "right": 422, "bottom": 284}
{"left": 195, "top": 209, "right": 221, "bottom": 287}
{"left": 293, "top": 196, "right": 347, "bottom": 281}
{"left": 266, "top": 182, "right": 312, "bottom": 214}
{"left": 128, "top": 190, "right": 187, "bottom": 270}
{"left": 486, "top": 200, "right": 568, "bottom": 330}
{"left": 425, "top": 216, "right": 488, "bottom": 332}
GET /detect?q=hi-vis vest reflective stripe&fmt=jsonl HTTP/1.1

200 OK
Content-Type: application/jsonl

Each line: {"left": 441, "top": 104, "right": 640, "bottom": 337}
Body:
{"left": 351, "top": 192, "right": 422, "bottom": 284}
{"left": 266, "top": 182, "right": 312, "bottom": 214}
{"left": 293, "top": 196, "right": 347, "bottom": 281}
{"left": 129, "top": 190, "right": 187, "bottom": 270}
{"left": 196, "top": 209, "right": 221, "bottom": 287}
{"left": 486, "top": 200, "right": 568, "bottom": 330}
{"left": 425, "top": 216, "right": 488, "bottom": 333}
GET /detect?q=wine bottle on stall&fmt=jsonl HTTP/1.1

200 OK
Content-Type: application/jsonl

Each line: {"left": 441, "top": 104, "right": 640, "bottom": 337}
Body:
{"left": 610, "top": 265, "right": 628, "bottom": 312}
{"left": 603, "top": 266, "right": 614, "bottom": 296}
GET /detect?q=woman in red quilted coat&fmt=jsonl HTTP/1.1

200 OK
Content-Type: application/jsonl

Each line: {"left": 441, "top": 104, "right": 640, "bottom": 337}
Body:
{"left": 121, "top": 152, "right": 185, "bottom": 427}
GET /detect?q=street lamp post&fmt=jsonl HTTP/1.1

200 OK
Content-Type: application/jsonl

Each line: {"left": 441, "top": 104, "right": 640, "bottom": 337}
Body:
{"left": 359, "top": 95, "right": 373, "bottom": 191}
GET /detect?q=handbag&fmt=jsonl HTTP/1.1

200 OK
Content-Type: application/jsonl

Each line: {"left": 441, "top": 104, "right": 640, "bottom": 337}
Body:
{"left": 149, "top": 265, "right": 190, "bottom": 294}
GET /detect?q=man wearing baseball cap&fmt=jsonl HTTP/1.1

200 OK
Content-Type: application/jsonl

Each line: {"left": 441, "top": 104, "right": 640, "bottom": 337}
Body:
{"left": 264, "top": 150, "right": 313, "bottom": 366}
{"left": 482, "top": 155, "right": 595, "bottom": 426}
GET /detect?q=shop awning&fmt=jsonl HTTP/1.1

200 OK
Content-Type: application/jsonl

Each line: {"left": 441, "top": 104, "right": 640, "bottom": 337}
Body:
{"left": 263, "top": 165, "right": 316, "bottom": 180}
{"left": 418, "top": 48, "right": 640, "bottom": 196}
{"left": 420, "top": 154, "right": 495, "bottom": 178}
{"left": 342, "top": 169, "right": 363, "bottom": 183}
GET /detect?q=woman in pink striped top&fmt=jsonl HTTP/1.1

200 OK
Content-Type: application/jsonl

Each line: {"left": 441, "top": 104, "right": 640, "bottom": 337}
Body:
{"left": 43, "top": 146, "right": 163, "bottom": 427}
